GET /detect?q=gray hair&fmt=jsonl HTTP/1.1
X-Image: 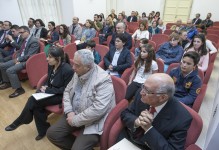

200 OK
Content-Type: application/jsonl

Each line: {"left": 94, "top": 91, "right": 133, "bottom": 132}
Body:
{"left": 117, "top": 22, "right": 126, "bottom": 30}
{"left": 156, "top": 82, "right": 175, "bottom": 98}
{"left": 74, "top": 49, "right": 94, "bottom": 67}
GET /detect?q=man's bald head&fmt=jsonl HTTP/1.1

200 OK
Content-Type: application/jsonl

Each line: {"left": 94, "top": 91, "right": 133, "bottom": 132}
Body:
{"left": 147, "top": 73, "right": 175, "bottom": 97}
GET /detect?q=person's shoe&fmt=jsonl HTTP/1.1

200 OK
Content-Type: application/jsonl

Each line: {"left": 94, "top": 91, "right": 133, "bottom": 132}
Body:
{"left": 9, "top": 88, "right": 25, "bottom": 98}
{"left": 0, "top": 83, "right": 11, "bottom": 90}
{"left": 5, "top": 123, "right": 21, "bottom": 131}
{"left": 35, "top": 134, "right": 45, "bottom": 141}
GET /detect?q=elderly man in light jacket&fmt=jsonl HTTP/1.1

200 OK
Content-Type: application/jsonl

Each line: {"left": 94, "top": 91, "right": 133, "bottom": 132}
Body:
{"left": 47, "top": 49, "right": 116, "bottom": 150}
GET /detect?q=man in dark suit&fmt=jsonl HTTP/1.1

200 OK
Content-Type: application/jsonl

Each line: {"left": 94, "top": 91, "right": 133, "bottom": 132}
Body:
{"left": 192, "top": 13, "right": 202, "bottom": 26}
{"left": 118, "top": 73, "right": 192, "bottom": 149}
{"left": 104, "top": 33, "right": 132, "bottom": 77}
{"left": 201, "top": 13, "right": 213, "bottom": 28}
{"left": 109, "top": 22, "right": 132, "bottom": 50}
{"left": 0, "top": 21, "right": 12, "bottom": 47}
{"left": 127, "top": 11, "right": 138, "bottom": 22}
{"left": 0, "top": 26, "right": 39, "bottom": 98}
{"left": 0, "top": 25, "right": 24, "bottom": 62}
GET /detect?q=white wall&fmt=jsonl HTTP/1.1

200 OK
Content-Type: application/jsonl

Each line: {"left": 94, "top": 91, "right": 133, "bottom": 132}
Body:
{"left": 60, "top": 0, "right": 74, "bottom": 25}
{"left": 0, "top": 0, "right": 23, "bottom": 25}
{"left": 190, "top": 0, "right": 219, "bottom": 21}
{"left": 116, "top": 0, "right": 164, "bottom": 18}
{"left": 71, "top": 0, "right": 107, "bottom": 25}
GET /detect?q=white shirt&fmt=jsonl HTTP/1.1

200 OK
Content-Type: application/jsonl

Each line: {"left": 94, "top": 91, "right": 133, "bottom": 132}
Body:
{"left": 133, "top": 60, "right": 158, "bottom": 83}
{"left": 107, "top": 49, "right": 122, "bottom": 76}
{"left": 206, "top": 39, "right": 217, "bottom": 54}
{"left": 132, "top": 29, "right": 150, "bottom": 40}
{"left": 157, "top": 25, "right": 166, "bottom": 33}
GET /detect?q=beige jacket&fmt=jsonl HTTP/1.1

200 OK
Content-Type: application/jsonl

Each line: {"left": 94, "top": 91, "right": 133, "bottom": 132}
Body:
{"left": 64, "top": 64, "right": 116, "bottom": 135}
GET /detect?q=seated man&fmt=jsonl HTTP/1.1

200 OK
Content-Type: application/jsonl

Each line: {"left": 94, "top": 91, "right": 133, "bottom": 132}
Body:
{"left": 68, "top": 17, "right": 82, "bottom": 40}
{"left": 201, "top": 13, "right": 213, "bottom": 28}
{"left": 86, "top": 40, "right": 101, "bottom": 64}
{"left": 104, "top": 33, "right": 132, "bottom": 77}
{"left": 118, "top": 73, "right": 192, "bottom": 149}
{"left": 0, "top": 25, "right": 24, "bottom": 62}
{"left": 0, "top": 26, "right": 39, "bottom": 98}
{"left": 179, "top": 19, "right": 198, "bottom": 40}
{"left": 0, "top": 21, "right": 12, "bottom": 47}
{"left": 170, "top": 19, "right": 183, "bottom": 31}
{"left": 169, "top": 51, "right": 202, "bottom": 107}
{"left": 93, "top": 14, "right": 103, "bottom": 32}
{"left": 47, "top": 49, "right": 116, "bottom": 150}
{"left": 192, "top": 13, "right": 202, "bottom": 26}
{"left": 109, "top": 22, "right": 132, "bottom": 50}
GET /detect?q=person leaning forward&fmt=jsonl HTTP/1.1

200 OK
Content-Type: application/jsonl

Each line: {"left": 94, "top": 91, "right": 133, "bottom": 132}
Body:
{"left": 47, "top": 49, "right": 116, "bottom": 150}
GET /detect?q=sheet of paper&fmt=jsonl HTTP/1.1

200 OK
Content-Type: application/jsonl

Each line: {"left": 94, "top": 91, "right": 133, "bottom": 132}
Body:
{"left": 32, "top": 93, "right": 55, "bottom": 100}
{"left": 74, "top": 40, "right": 81, "bottom": 45}
{"left": 108, "top": 138, "right": 141, "bottom": 150}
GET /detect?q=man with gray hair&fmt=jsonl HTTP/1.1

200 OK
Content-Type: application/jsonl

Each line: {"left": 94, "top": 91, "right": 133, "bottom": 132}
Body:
{"left": 47, "top": 49, "right": 116, "bottom": 150}
{"left": 109, "top": 22, "right": 132, "bottom": 50}
{"left": 69, "top": 17, "right": 82, "bottom": 40}
{"left": 118, "top": 73, "right": 192, "bottom": 149}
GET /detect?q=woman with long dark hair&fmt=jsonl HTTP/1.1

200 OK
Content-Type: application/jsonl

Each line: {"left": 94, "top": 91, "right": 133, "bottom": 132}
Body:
{"left": 5, "top": 47, "right": 74, "bottom": 140}
{"left": 125, "top": 44, "right": 158, "bottom": 101}
{"left": 55, "top": 24, "right": 71, "bottom": 49}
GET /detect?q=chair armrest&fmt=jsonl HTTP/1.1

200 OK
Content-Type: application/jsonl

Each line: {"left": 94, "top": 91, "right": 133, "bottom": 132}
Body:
{"left": 36, "top": 74, "right": 48, "bottom": 90}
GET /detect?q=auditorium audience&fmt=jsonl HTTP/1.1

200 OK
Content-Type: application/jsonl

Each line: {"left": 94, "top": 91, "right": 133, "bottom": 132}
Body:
{"left": 169, "top": 51, "right": 202, "bottom": 107}
{"left": 55, "top": 24, "right": 71, "bottom": 49}
{"left": 125, "top": 44, "right": 158, "bottom": 101}
{"left": 68, "top": 17, "right": 82, "bottom": 40}
{"left": 0, "top": 25, "right": 23, "bottom": 62}
{"left": 0, "top": 26, "right": 39, "bottom": 98}
{"left": 47, "top": 49, "right": 115, "bottom": 150}
{"left": 104, "top": 33, "right": 132, "bottom": 77}
{"left": 156, "top": 32, "right": 184, "bottom": 72}
{"left": 5, "top": 47, "right": 74, "bottom": 141}
{"left": 185, "top": 34, "right": 209, "bottom": 72}
{"left": 118, "top": 73, "right": 192, "bottom": 150}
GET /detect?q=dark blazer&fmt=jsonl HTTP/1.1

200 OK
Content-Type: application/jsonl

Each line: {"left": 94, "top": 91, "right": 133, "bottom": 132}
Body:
{"left": 33, "top": 27, "right": 48, "bottom": 39}
{"left": 121, "top": 91, "right": 192, "bottom": 150}
{"left": 45, "top": 63, "right": 74, "bottom": 96}
{"left": 104, "top": 46, "right": 132, "bottom": 75}
{"left": 127, "top": 16, "right": 138, "bottom": 22}
{"left": 17, "top": 35, "right": 40, "bottom": 62}
{"left": 148, "top": 26, "right": 161, "bottom": 35}
{"left": 47, "top": 30, "right": 59, "bottom": 44}
{"left": 192, "top": 18, "right": 202, "bottom": 25}
{"left": 109, "top": 32, "right": 132, "bottom": 50}
{"left": 0, "top": 30, "right": 12, "bottom": 48}
{"left": 10, "top": 36, "right": 24, "bottom": 51}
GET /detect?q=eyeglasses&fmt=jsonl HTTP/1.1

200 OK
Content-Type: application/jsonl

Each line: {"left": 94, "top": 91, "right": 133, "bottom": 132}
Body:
{"left": 19, "top": 31, "right": 27, "bottom": 34}
{"left": 141, "top": 84, "right": 166, "bottom": 95}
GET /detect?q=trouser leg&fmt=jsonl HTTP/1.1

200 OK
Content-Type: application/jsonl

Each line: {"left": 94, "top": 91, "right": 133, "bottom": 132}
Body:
{"left": 0, "top": 60, "right": 15, "bottom": 83}
{"left": 125, "top": 81, "right": 141, "bottom": 101}
{"left": 47, "top": 115, "right": 81, "bottom": 150}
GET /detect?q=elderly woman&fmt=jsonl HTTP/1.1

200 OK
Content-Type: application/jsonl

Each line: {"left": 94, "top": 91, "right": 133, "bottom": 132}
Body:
{"left": 5, "top": 47, "right": 74, "bottom": 141}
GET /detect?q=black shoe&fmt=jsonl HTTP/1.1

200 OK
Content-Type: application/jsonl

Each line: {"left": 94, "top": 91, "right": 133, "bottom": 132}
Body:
{"left": 35, "top": 134, "right": 45, "bottom": 141}
{"left": 5, "top": 123, "right": 21, "bottom": 131}
{"left": 9, "top": 88, "right": 25, "bottom": 98}
{"left": 0, "top": 83, "right": 11, "bottom": 90}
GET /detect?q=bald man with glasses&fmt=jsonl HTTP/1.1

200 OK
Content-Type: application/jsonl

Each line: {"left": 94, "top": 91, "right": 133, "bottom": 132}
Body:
{"left": 117, "top": 73, "right": 192, "bottom": 150}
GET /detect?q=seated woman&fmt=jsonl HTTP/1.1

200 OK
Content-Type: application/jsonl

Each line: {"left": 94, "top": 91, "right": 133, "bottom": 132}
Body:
{"left": 33, "top": 19, "right": 48, "bottom": 39}
{"left": 42, "top": 21, "right": 59, "bottom": 56}
{"left": 5, "top": 47, "right": 74, "bottom": 140}
{"left": 76, "top": 19, "right": 96, "bottom": 50}
{"left": 185, "top": 34, "right": 209, "bottom": 72}
{"left": 125, "top": 44, "right": 158, "bottom": 101}
{"left": 132, "top": 22, "right": 149, "bottom": 40}
{"left": 134, "top": 38, "right": 148, "bottom": 59}
{"left": 169, "top": 51, "right": 202, "bottom": 107}
{"left": 55, "top": 24, "right": 71, "bottom": 49}
{"left": 156, "top": 32, "right": 184, "bottom": 72}
{"left": 103, "top": 33, "right": 132, "bottom": 77}
{"left": 99, "top": 17, "right": 114, "bottom": 44}
{"left": 199, "top": 30, "right": 217, "bottom": 54}
{"left": 148, "top": 20, "right": 160, "bottom": 36}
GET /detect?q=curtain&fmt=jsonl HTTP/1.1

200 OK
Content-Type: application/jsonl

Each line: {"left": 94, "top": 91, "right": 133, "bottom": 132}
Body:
{"left": 18, "top": 0, "right": 62, "bottom": 26}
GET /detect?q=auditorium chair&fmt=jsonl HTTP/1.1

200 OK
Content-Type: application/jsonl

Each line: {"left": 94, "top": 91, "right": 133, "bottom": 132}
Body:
{"left": 95, "top": 44, "right": 109, "bottom": 61}
{"left": 63, "top": 43, "right": 77, "bottom": 59}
